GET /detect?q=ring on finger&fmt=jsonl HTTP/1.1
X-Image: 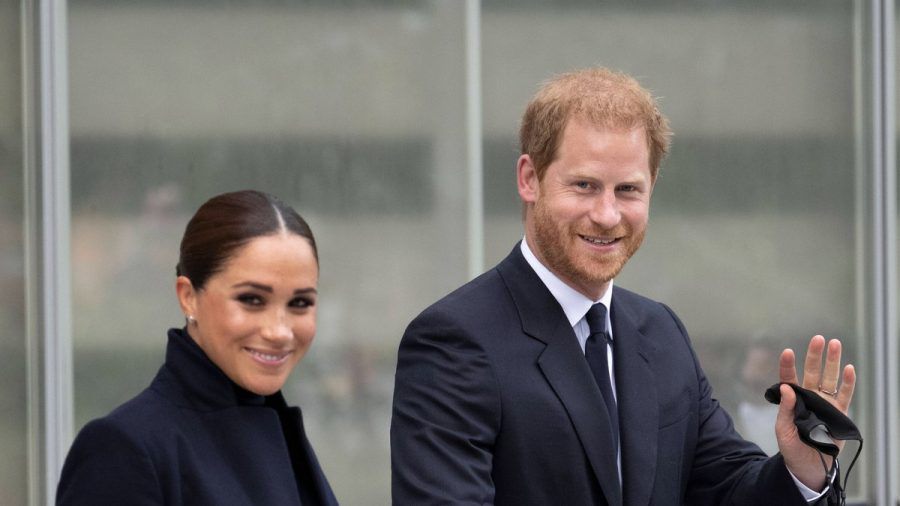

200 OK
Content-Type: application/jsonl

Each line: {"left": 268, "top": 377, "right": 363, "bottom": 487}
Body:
{"left": 817, "top": 384, "right": 839, "bottom": 397}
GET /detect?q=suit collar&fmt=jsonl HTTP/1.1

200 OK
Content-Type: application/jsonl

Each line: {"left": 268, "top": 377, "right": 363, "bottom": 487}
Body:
{"left": 496, "top": 246, "right": 662, "bottom": 506}
{"left": 497, "top": 245, "right": 623, "bottom": 506}
{"left": 610, "top": 290, "right": 660, "bottom": 506}
{"left": 497, "top": 243, "right": 570, "bottom": 343}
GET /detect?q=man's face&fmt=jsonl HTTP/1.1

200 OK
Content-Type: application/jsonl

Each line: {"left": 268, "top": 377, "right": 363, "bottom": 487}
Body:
{"left": 518, "top": 118, "right": 653, "bottom": 299}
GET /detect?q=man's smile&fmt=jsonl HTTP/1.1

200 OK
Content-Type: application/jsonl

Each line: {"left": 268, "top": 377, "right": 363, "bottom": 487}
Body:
{"left": 578, "top": 234, "right": 621, "bottom": 246}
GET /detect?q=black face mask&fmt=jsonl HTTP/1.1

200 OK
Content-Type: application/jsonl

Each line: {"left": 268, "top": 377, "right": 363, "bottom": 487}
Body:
{"left": 765, "top": 383, "right": 863, "bottom": 506}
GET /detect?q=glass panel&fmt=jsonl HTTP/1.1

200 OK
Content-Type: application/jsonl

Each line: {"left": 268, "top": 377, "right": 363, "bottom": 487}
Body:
{"left": 68, "top": 2, "right": 468, "bottom": 504}
{"left": 0, "top": 0, "right": 28, "bottom": 504}
{"left": 483, "top": 1, "right": 869, "bottom": 500}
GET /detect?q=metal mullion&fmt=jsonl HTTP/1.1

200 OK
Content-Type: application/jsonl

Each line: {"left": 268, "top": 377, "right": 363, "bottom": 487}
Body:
{"left": 880, "top": 2, "right": 900, "bottom": 504}
{"left": 30, "top": 0, "right": 73, "bottom": 503}
{"left": 465, "top": 0, "right": 484, "bottom": 278}
{"left": 872, "top": 1, "right": 899, "bottom": 505}
{"left": 22, "top": 1, "right": 43, "bottom": 504}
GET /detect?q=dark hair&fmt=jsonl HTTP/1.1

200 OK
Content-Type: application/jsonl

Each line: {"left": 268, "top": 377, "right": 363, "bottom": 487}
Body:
{"left": 176, "top": 190, "right": 318, "bottom": 289}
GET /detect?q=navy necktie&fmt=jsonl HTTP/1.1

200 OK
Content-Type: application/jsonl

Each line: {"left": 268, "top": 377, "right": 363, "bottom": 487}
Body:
{"left": 584, "top": 303, "right": 619, "bottom": 452}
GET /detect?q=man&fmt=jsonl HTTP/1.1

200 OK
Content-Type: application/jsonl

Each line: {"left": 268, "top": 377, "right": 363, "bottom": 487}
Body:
{"left": 391, "top": 68, "right": 856, "bottom": 505}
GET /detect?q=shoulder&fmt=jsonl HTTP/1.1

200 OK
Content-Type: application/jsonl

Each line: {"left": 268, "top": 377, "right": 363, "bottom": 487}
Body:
{"left": 404, "top": 267, "right": 515, "bottom": 342}
{"left": 57, "top": 388, "right": 170, "bottom": 504}
{"left": 64, "top": 368, "right": 189, "bottom": 468}
{"left": 612, "top": 285, "right": 689, "bottom": 335}
{"left": 71, "top": 382, "right": 178, "bottom": 457}
{"left": 611, "top": 285, "right": 668, "bottom": 313}
{"left": 430, "top": 267, "right": 510, "bottom": 315}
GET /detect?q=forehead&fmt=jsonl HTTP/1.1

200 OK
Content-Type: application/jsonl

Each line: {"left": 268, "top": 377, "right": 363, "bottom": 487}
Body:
{"left": 555, "top": 118, "right": 650, "bottom": 167}
{"left": 216, "top": 233, "right": 318, "bottom": 283}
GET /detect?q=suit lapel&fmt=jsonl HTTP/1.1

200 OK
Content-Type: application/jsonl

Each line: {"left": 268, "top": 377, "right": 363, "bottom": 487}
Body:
{"left": 497, "top": 246, "right": 623, "bottom": 506}
{"left": 611, "top": 289, "right": 659, "bottom": 506}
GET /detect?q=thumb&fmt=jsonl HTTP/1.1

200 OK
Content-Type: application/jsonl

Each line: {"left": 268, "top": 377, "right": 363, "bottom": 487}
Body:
{"left": 776, "top": 384, "right": 798, "bottom": 441}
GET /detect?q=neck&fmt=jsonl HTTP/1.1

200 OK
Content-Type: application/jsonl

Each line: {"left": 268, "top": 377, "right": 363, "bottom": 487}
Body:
{"left": 523, "top": 234, "right": 610, "bottom": 301}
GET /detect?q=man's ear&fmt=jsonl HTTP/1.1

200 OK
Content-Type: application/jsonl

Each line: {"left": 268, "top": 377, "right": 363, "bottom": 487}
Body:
{"left": 175, "top": 276, "right": 197, "bottom": 318}
{"left": 517, "top": 154, "right": 539, "bottom": 205}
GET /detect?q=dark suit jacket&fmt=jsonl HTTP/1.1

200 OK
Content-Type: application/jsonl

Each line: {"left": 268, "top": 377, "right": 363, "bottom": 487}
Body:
{"left": 391, "top": 245, "right": 816, "bottom": 506}
{"left": 57, "top": 328, "right": 338, "bottom": 506}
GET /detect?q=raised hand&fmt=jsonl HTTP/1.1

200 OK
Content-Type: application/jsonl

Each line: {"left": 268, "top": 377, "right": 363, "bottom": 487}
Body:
{"left": 775, "top": 335, "right": 856, "bottom": 490}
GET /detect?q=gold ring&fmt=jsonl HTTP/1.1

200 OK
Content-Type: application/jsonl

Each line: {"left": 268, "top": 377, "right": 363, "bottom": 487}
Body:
{"left": 818, "top": 384, "right": 839, "bottom": 397}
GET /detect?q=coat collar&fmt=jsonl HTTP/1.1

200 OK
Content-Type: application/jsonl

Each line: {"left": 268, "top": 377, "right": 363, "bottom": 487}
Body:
{"left": 496, "top": 244, "right": 660, "bottom": 506}
{"left": 157, "top": 329, "right": 339, "bottom": 505}
{"left": 158, "top": 328, "right": 278, "bottom": 410}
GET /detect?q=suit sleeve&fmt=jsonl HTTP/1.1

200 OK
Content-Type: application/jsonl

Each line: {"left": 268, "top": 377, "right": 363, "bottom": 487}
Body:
{"left": 659, "top": 304, "right": 814, "bottom": 506}
{"left": 57, "top": 418, "right": 163, "bottom": 506}
{"left": 390, "top": 309, "right": 501, "bottom": 506}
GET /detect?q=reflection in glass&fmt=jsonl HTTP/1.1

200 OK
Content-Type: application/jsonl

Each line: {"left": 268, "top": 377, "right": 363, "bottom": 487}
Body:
{"left": 61, "top": 0, "right": 879, "bottom": 503}
{"left": 68, "top": 2, "right": 468, "bottom": 504}
{"left": 483, "top": 1, "right": 865, "bottom": 498}
{"left": 0, "top": 0, "right": 28, "bottom": 503}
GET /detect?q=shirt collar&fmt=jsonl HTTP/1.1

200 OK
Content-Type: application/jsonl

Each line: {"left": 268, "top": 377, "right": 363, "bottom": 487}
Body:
{"left": 520, "top": 238, "right": 613, "bottom": 328}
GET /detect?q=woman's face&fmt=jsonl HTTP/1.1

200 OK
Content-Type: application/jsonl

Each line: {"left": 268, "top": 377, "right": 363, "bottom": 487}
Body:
{"left": 176, "top": 233, "right": 318, "bottom": 396}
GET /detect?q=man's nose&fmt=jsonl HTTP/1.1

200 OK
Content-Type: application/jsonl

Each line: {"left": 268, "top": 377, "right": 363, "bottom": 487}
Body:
{"left": 588, "top": 190, "right": 621, "bottom": 228}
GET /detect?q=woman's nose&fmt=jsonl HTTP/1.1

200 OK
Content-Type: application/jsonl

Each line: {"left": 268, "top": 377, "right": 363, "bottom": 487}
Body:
{"left": 261, "top": 310, "right": 292, "bottom": 342}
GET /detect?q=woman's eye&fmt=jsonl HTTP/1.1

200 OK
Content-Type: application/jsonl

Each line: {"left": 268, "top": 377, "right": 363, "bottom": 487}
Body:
{"left": 289, "top": 297, "right": 314, "bottom": 309}
{"left": 236, "top": 294, "right": 264, "bottom": 306}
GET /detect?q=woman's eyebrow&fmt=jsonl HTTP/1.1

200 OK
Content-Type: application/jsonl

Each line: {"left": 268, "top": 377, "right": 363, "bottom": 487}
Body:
{"left": 230, "top": 282, "right": 318, "bottom": 296}
{"left": 231, "top": 282, "right": 272, "bottom": 292}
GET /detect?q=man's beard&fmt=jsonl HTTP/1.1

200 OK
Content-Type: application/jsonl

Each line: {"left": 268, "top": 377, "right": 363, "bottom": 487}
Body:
{"left": 530, "top": 199, "right": 645, "bottom": 295}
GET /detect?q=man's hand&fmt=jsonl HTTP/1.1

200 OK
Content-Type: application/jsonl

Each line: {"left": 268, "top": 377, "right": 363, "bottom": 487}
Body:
{"left": 775, "top": 335, "right": 856, "bottom": 490}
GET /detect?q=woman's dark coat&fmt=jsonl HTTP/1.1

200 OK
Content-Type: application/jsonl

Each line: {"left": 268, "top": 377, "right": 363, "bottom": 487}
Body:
{"left": 57, "top": 328, "right": 338, "bottom": 505}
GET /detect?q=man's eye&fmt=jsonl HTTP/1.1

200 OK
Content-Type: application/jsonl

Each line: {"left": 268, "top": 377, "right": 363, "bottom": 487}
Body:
{"left": 237, "top": 294, "right": 264, "bottom": 306}
{"left": 575, "top": 181, "right": 591, "bottom": 189}
{"left": 618, "top": 185, "right": 636, "bottom": 192}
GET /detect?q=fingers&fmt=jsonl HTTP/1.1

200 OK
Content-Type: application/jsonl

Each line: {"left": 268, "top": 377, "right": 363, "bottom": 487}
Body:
{"left": 779, "top": 348, "right": 799, "bottom": 384}
{"left": 801, "top": 335, "right": 826, "bottom": 390}
{"left": 819, "top": 339, "right": 843, "bottom": 393}
{"left": 837, "top": 364, "right": 856, "bottom": 413}
{"left": 795, "top": 335, "right": 854, "bottom": 410}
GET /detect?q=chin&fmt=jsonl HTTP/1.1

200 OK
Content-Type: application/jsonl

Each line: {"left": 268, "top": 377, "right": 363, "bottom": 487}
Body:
{"left": 242, "top": 378, "right": 286, "bottom": 397}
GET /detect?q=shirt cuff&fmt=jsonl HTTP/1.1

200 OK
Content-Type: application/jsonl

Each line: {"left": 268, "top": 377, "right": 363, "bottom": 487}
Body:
{"left": 788, "top": 467, "right": 834, "bottom": 503}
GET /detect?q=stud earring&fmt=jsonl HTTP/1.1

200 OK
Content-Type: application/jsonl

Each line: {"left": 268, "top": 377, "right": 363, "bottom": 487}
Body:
{"left": 187, "top": 315, "right": 197, "bottom": 325}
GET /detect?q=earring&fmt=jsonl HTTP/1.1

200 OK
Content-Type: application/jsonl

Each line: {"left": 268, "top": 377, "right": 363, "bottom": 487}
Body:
{"left": 187, "top": 315, "right": 197, "bottom": 325}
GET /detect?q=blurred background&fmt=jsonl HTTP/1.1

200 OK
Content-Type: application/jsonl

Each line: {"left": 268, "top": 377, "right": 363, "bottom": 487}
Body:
{"left": 3, "top": 0, "right": 898, "bottom": 504}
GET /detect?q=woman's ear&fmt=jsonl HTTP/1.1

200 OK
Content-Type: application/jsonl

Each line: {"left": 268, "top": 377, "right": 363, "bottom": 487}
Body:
{"left": 175, "top": 276, "right": 197, "bottom": 318}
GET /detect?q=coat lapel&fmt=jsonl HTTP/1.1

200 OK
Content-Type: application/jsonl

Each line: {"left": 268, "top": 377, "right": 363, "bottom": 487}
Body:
{"left": 497, "top": 246, "right": 623, "bottom": 506}
{"left": 611, "top": 289, "right": 659, "bottom": 506}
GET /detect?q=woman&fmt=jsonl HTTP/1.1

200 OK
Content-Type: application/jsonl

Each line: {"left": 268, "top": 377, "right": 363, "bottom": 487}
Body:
{"left": 57, "top": 190, "right": 339, "bottom": 505}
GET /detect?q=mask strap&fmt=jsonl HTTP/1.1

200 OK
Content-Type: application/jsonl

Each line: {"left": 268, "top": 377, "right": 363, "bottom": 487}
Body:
{"left": 834, "top": 438, "right": 863, "bottom": 506}
{"left": 764, "top": 382, "right": 863, "bottom": 506}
